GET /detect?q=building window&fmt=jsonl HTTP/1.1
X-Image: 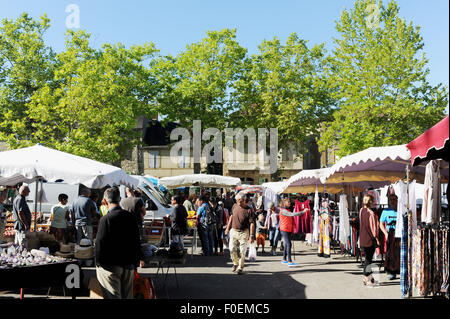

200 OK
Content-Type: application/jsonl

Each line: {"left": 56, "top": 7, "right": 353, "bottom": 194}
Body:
{"left": 178, "top": 149, "right": 188, "bottom": 168}
{"left": 148, "top": 150, "right": 159, "bottom": 169}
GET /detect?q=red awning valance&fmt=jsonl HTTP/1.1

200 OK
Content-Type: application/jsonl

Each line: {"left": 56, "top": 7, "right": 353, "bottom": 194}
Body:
{"left": 406, "top": 115, "right": 449, "bottom": 166}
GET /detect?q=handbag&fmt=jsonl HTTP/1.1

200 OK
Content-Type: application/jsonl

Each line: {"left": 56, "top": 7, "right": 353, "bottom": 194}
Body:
{"left": 133, "top": 270, "right": 156, "bottom": 299}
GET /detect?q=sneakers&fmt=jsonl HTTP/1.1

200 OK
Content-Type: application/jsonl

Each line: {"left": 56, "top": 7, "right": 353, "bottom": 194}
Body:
{"left": 236, "top": 268, "right": 243, "bottom": 275}
{"left": 232, "top": 265, "right": 238, "bottom": 272}
{"left": 287, "top": 262, "right": 297, "bottom": 267}
{"left": 271, "top": 250, "right": 277, "bottom": 256}
{"left": 281, "top": 260, "right": 289, "bottom": 264}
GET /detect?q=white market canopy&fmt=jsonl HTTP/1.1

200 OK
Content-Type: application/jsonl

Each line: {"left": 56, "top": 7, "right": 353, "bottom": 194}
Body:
{"left": 261, "top": 181, "right": 289, "bottom": 194}
{"left": 323, "top": 144, "right": 428, "bottom": 184}
{"left": 0, "top": 144, "right": 139, "bottom": 189}
{"left": 159, "top": 174, "right": 241, "bottom": 189}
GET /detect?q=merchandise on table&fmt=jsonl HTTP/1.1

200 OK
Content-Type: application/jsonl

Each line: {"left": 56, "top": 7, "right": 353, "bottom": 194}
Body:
{"left": 0, "top": 244, "right": 72, "bottom": 269}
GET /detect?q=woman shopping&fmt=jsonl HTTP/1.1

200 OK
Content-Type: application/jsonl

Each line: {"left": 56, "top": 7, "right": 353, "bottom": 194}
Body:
{"left": 279, "top": 198, "right": 305, "bottom": 267}
{"left": 49, "top": 193, "right": 71, "bottom": 244}
{"left": 359, "top": 194, "right": 380, "bottom": 286}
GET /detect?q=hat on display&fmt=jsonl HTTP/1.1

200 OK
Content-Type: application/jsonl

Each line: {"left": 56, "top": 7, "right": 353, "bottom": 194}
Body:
{"left": 55, "top": 244, "right": 74, "bottom": 258}
{"left": 75, "top": 239, "right": 94, "bottom": 259}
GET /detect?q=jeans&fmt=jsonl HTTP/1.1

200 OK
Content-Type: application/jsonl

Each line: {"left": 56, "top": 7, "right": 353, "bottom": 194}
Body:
{"left": 269, "top": 227, "right": 280, "bottom": 249}
{"left": 199, "top": 224, "right": 214, "bottom": 256}
{"left": 280, "top": 231, "right": 292, "bottom": 263}
{"left": 96, "top": 265, "right": 134, "bottom": 299}
{"left": 214, "top": 224, "right": 224, "bottom": 253}
{"left": 362, "top": 246, "right": 376, "bottom": 276}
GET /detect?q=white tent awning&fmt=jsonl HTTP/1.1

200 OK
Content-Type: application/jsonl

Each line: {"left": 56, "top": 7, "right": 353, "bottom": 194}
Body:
{"left": 0, "top": 144, "right": 138, "bottom": 189}
{"left": 159, "top": 174, "right": 241, "bottom": 189}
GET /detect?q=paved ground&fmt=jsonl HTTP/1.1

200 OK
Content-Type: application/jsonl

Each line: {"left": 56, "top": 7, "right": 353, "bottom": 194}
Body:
{"left": 0, "top": 240, "right": 407, "bottom": 299}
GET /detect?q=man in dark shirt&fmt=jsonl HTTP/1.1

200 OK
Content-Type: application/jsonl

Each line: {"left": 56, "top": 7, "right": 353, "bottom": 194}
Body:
{"left": 71, "top": 187, "right": 98, "bottom": 244}
{"left": 120, "top": 188, "right": 146, "bottom": 243}
{"left": 224, "top": 192, "right": 255, "bottom": 275}
{"left": 12, "top": 185, "right": 31, "bottom": 248}
{"left": 224, "top": 192, "right": 235, "bottom": 214}
{"left": 95, "top": 187, "right": 143, "bottom": 299}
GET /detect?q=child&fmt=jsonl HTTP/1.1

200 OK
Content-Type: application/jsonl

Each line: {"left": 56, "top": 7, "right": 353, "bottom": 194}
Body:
{"left": 256, "top": 213, "right": 267, "bottom": 253}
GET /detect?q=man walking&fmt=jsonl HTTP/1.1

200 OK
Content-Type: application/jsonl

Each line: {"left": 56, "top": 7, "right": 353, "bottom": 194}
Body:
{"left": 224, "top": 192, "right": 255, "bottom": 275}
{"left": 12, "top": 185, "right": 31, "bottom": 249}
{"left": 95, "top": 187, "right": 143, "bottom": 299}
{"left": 71, "top": 187, "right": 97, "bottom": 244}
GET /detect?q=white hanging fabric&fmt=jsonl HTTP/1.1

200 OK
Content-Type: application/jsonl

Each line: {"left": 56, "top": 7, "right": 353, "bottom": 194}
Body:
{"left": 338, "top": 194, "right": 350, "bottom": 244}
{"left": 421, "top": 160, "right": 441, "bottom": 224}
{"left": 312, "top": 186, "right": 320, "bottom": 243}
{"left": 394, "top": 179, "right": 417, "bottom": 238}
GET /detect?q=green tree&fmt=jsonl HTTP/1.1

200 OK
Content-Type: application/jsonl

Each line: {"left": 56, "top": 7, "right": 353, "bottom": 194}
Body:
{"left": 26, "top": 30, "right": 159, "bottom": 164}
{"left": 0, "top": 13, "right": 55, "bottom": 148}
{"left": 319, "top": 0, "right": 448, "bottom": 157}
{"left": 230, "top": 33, "right": 334, "bottom": 157}
{"left": 153, "top": 28, "right": 247, "bottom": 130}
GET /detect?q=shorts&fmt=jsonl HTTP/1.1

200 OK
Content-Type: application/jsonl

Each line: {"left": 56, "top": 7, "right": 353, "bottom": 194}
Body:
{"left": 256, "top": 233, "right": 266, "bottom": 246}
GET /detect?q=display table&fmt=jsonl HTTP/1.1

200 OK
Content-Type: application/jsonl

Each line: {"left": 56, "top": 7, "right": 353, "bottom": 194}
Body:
{"left": 0, "top": 261, "right": 81, "bottom": 299}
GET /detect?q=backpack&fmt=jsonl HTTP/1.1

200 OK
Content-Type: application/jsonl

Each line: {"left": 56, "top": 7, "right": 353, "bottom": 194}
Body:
{"left": 203, "top": 204, "right": 216, "bottom": 226}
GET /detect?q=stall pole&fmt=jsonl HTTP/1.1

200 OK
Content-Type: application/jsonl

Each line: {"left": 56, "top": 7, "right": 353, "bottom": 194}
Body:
{"left": 39, "top": 179, "right": 43, "bottom": 216}
{"left": 406, "top": 164, "right": 412, "bottom": 298}
{"left": 33, "top": 179, "right": 39, "bottom": 232}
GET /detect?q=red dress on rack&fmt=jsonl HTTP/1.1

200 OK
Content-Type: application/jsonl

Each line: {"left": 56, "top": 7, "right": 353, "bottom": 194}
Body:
{"left": 293, "top": 199, "right": 311, "bottom": 234}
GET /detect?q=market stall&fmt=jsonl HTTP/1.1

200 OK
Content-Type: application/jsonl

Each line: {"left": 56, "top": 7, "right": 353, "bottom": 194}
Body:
{"left": 0, "top": 144, "right": 139, "bottom": 230}
{"left": 321, "top": 142, "right": 448, "bottom": 298}
{"left": 0, "top": 144, "right": 139, "bottom": 297}
{"left": 406, "top": 115, "right": 449, "bottom": 298}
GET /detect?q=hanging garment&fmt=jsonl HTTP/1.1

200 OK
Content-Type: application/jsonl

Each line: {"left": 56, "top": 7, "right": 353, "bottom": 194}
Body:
{"left": 312, "top": 188, "right": 320, "bottom": 243}
{"left": 317, "top": 199, "right": 331, "bottom": 257}
{"left": 394, "top": 180, "right": 417, "bottom": 238}
{"left": 421, "top": 160, "right": 441, "bottom": 224}
{"left": 333, "top": 215, "right": 339, "bottom": 241}
{"left": 338, "top": 194, "right": 350, "bottom": 245}
{"left": 301, "top": 199, "right": 311, "bottom": 233}
{"left": 384, "top": 228, "right": 401, "bottom": 273}
{"left": 318, "top": 217, "right": 331, "bottom": 257}
{"left": 400, "top": 213, "right": 409, "bottom": 298}
{"left": 293, "top": 200, "right": 301, "bottom": 234}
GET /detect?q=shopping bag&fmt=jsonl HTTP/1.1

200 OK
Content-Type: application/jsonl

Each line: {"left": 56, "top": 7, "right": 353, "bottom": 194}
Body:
{"left": 133, "top": 270, "right": 153, "bottom": 299}
{"left": 247, "top": 243, "right": 257, "bottom": 261}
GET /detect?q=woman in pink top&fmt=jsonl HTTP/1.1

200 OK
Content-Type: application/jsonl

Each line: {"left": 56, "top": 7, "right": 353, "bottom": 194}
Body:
{"left": 359, "top": 194, "right": 380, "bottom": 286}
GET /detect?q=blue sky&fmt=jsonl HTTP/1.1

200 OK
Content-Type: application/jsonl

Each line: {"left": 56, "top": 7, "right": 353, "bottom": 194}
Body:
{"left": 1, "top": 0, "right": 449, "bottom": 89}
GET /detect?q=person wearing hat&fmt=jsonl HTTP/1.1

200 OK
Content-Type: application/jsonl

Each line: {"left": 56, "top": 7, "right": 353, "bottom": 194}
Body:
{"left": 95, "top": 187, "right": 143, "bottom": 299}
